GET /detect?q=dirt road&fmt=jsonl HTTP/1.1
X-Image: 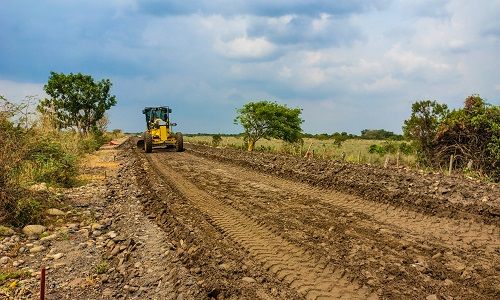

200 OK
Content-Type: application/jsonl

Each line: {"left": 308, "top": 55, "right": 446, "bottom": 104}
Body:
{"left": 133, "top": 143, "right": 499, "bottom": 300}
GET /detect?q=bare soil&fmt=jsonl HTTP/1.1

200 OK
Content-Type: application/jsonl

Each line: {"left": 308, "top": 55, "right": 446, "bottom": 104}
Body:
{"left": 130, "top": 140, "right": 499, "bottom": 299}
{"left": 2, "top": 138, "right": 497, "bottom": 300}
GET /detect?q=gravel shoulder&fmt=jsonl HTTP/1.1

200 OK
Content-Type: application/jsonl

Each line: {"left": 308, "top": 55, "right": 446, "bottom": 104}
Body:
{"left": 0, "top": 139, "right": 204, "bottom": 299}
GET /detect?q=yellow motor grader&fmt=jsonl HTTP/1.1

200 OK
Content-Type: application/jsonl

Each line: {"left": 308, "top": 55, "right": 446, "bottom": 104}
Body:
{"left": 136, "top": 106, "right": 183, "bottom": 153}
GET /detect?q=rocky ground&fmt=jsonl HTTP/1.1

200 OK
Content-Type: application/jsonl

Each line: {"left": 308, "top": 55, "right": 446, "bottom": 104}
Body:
{"left": 0, "top": 139, "right": 205, "bottom": 299}
{"left": 0, "top": 138, "right": 498, "bottom": 300}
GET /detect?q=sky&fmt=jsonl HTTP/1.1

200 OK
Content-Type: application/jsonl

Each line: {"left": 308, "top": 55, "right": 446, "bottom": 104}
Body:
{"left": 1, "top": 0, "right": 499, "bottom": 134}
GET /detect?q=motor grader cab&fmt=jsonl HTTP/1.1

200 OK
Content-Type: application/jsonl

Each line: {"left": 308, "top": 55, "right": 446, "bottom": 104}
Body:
{"left": 136, "top": 106, "right": 183, "bottom": 153}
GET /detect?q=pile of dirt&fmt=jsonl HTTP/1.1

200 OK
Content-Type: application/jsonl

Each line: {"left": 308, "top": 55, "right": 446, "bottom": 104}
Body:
{"left": 186, "top": 143, "right": 500, "bottom": 225}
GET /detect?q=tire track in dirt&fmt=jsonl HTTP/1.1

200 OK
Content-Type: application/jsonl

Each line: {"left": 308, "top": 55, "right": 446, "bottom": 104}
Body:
{"left": 147, "top": 154, "right": 378, "bottom": 300}
{"left": 183, "top": 151, "right": 499, "bottom": 255}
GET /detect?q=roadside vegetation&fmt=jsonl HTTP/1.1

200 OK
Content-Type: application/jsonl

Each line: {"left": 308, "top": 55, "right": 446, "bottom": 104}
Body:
{"left": 187, "top": 94, "right": 498, "bottom": 182}
{"left": 404, "top": 95, "right": 499, "bottom": 181}
{"left": 186, "top": 135, "right": 417, "bottom": 167}
{"left": 0, "top": 72, "right": 118, "bottom": 227}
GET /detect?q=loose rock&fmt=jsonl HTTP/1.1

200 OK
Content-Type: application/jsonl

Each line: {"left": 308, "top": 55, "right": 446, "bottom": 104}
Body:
{"left": 52, "top": 253, "right": 64, "bottom": 260}
{"left": 0, "top": 256, "right": 10, "bottom": 264}
{"left": 46, "top": 208, "right": 65, "bottom": 216}
{"left": 0, "top": 226, "right": 15, "bottom": 236}
{"left": 29, "top": 245, "right": 46, "bottom": 253}
{"left": 22, "top": 225, "right": 46, "bottom": 236}
{"left": 241, "top": 277, "right": 256, "bottom": 283}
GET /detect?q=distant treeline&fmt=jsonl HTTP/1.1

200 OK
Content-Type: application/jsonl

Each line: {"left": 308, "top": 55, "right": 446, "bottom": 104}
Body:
{"left": 184, "top": 129, "right": 403, "bottom": 141}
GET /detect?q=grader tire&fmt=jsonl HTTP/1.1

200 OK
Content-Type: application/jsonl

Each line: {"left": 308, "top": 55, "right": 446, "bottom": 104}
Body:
{"left": 175, "top": 132, "right": 184, "bottom": 152}
{"left": 144, "top": 132, "right": 153, "bottom": 153}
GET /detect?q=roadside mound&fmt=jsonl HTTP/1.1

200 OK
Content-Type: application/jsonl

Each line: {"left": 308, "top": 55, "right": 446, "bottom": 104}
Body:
{"left": 186, "top": 143, "right": 499, "bottom": 225}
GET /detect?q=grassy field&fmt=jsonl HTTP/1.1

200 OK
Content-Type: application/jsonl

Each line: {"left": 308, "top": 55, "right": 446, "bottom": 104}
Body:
{"left": 185, "top": 135, "right": 417, "bottom": 167}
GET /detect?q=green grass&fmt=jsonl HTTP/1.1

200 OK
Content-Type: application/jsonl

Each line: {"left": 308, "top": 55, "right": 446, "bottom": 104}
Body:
{"left": 0, "top": 270, "right": 31, "bottom": 284}
{"left": 185, "top": 135, "right": 417, "bottom": 167}
{"left": 95, "top": 261, "right": 109, "bottom": 274}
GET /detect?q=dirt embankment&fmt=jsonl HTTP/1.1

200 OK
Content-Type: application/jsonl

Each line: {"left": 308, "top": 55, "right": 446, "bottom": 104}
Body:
{"left": 186, "top": 143, "right": 500, "bottom": 225}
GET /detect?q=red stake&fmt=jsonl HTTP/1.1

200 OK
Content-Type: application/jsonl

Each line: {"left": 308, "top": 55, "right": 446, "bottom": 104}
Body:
{"left": 40, "top": 266, "right": 46, "bottom": 300}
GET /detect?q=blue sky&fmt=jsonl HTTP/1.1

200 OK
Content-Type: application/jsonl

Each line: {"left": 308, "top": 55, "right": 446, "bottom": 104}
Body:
{"left": 1, "top": 0, "right": 499, "bottom": 134}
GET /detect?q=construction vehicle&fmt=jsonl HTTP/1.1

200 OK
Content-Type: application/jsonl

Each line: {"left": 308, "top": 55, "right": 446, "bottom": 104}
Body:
{"left": 136, "top": 106, "right": 183, "bottom": 153}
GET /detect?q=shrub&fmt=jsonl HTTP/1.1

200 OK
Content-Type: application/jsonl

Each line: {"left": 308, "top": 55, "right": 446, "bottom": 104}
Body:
{"left": 212, "top": 134, "right": 222, "bottom": 147}
{"left": 382, "top": 141, "right": 398, "bottom": 154}
{"left": 368, "top": 144, "right": 386, "bottom": 155}
{"left": 433, "top": 95, "right": 499, "bottom": 180}
{"left": 27, "top": 139, "right": 77, "bottom": 187}
{"left": 398, "top": 142, "right": 414, "bottom": 155}
{"left": 10, "top": 197, "right": 43, "bottom": 227}
{"left": 78, "top": 135, "right": 102, "bottom": 153}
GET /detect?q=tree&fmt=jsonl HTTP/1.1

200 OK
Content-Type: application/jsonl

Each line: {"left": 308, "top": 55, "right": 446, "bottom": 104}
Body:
{"left": 402, "top": 100, "right": 449, "bottom": 162}
{"left": 235, "top": 101, "right": 303, "bottom": 151}
{"left": 360, "top": 129, "right": 402, "bottom": 140}
{"left": 38, "top": 72, "right": 117, "bottom": 134}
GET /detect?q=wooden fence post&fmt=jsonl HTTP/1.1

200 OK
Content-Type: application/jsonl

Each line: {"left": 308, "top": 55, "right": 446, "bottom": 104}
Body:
{"left": 304, "top": 142, "right": 313, "bottom": 158}
{"left": 396, "top": 150, "right": 400, "bottom": 168}
{"left": 384, "top": 156, "right": 389, "bottom": 168}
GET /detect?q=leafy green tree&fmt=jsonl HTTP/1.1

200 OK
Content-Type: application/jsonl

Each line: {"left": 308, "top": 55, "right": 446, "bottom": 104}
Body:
{"left": 402, "top": 100, "right": 449, "bottom": 162}
{"left": 235, "top": 101, "right": 303, "bottom": 151}
{"left": 38, "top": 72, "right": 117, "bottom": 134}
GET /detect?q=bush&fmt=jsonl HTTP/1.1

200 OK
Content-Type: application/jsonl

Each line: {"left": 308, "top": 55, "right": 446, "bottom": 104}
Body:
{"left": 433, "top": 95, "right": 499, "bottom": 180}
{"left": 368, "top": 144, "right": 386, "bottom": 155}
{"left": 399, "top": 142, "right": 414, "bottom": 155}
{"left": 382, "top": 141, "right": 398, "bottom": 154}
{"left": 403, "top": 95, "right": 499, "bottom": 181}
{"left": 212, "top": 134, "right": 222, "bottom": 147}
{"left": 27, "top": 139, "right": 77, "bottom": 187}
{"left": 78, "top": 135, "right": 102, "bottom": 153}
{"left": 11, "top": 197, "right": 43, "bottom": 227}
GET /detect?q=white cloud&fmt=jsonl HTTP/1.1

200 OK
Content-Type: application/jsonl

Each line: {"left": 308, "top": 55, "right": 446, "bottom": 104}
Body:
{"left": 311, "top": 13, "right": 331, "bottom": 31}
{"left": 299, "top": 67, "right": 328, "bottom": 86}
{"left": 362, "top": 75, "right": 403, "bottom": 92}
{"left": 386, "top": 45, "right": 451, "bottom": 73}
{"left": 0, "top": 80, "right": 45, "bottom": 103}
{"left": 215, "top": 36, "right": 277, "bottom": 59}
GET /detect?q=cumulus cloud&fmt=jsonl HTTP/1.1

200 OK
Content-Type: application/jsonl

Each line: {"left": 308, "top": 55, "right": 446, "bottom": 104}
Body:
{"left": 362, "top": 76, "right": 403, "bottom": 92}
{"left": 386, "top": 45, "right": 452, "bottom": 74}
{"left": 248, "top": 13, "right": 362, "bottom": 48}
{"left": 0, "top": 0, "right": 498, "bottom": 134}
{"left": 215, "top": 36, "right": 277, "bottom": 59}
